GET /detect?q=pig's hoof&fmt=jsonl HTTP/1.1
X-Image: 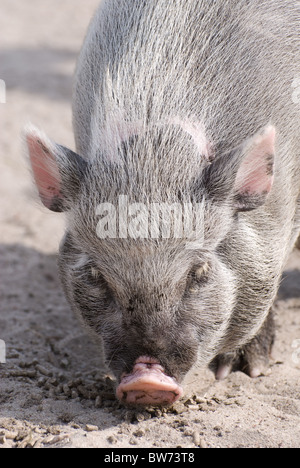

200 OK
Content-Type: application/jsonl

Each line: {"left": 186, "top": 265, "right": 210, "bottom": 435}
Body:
{"left": 211, "top": 309, "right": 275, "bottom": 379}
{"left": 116, "top": 356, "right": 183, "bottom": 406}
{"left": 211, "top": 333, "right": 275, "bottom": 379}
{"left": 211, "top": 345, "right": 271, "bottom": 380}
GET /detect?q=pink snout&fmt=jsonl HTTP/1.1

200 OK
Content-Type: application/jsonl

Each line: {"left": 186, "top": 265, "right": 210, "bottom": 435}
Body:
{"left": 116, "top": 356, "right": 183, "bottom": 406}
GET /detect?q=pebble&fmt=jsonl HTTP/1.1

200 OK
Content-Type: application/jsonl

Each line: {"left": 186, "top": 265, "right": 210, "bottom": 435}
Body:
{"left": 43, "top": 434, "right": 70, "bottom": 446}
{"left": 95, "top": 395, "right": 102, "bottom": 408}
{"left": 10, "top": 369, "right": 36, "bottom": 378}
{"left": 135, "top": 412, "right": 146, "bottom": 422}
{"left": 19, "top": 360, "right": 37, "bottom": 369}
{"left": 49, "top": 377, "right": 59, "bottom": 386}
{"left": 190, "top": 430, "right": 208, "bottom": 448}
{"left": 35, "top": 365, "right": 53, "bottom": 377}
{"left": 129, "top": 437, "right": 138, "bottom": 445}
{"left": 199, "top": 438, "right": 208, "bottom": 448}
{"left": 71, "top": 389, "right": 79, "bottom": 399}
{"left": 188, "top": 405, "right": 200, "bottom": 410}
{"left": 85, "top": 424, "right": 98, "bottom": 432}
{"left": 60, "top": 359, "right": 69, "bottom": 369}
{"left": 4, "top": 431, "right": 18, "bottom": 440}
{"left": 171, "top": 402, "right": 186, "bottom": 414}
{"left": 15, "top": 431, "right": 42, "bottom": 449}
{"left": 71, "top": 423, "right": 81, "bottom": 429}
{"left": 63, "top": 384, "right": 71, "bottom": 396}
{"left": 192, "top": 431, "right": 201, "bottom": 446}
{"left": 7, "top": 350, "right": 20, "bottom": 359}
{"left": 107, "top": 435, "right": 118, "bottom": 444}
{"left": 37, "top": 376, "right": 47, "bottom": 387}
{"left": 133, "top": 429, "right": 145, "bottom": 438}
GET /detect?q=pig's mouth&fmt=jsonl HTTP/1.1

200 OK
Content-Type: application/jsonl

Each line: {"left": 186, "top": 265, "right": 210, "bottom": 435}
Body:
{"left": 116, "top": 356, "right": 183, "bottom": 406}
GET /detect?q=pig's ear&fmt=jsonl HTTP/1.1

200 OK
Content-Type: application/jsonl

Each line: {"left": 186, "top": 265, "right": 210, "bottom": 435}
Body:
{"left": 233, "top": 125, "right": 275, "bottom": 212}
{"left": 25, "top": 124, "right": 87, "bottom": 212}
{"left": 203, "top": 125, "right": 275, "bottom": 212}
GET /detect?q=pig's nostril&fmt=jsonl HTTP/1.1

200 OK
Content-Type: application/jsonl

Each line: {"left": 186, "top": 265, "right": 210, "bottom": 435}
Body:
{"left": 135, "top": 356, "right": 160, "bottom": 365}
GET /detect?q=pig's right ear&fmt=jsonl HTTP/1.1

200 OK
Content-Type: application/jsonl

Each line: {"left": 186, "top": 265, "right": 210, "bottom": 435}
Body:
{"left": 25, "top": 125, "right": 88, "bottom": 212}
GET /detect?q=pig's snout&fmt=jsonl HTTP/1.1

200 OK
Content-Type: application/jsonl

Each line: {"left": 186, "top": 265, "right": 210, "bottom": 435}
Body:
{"left": 116, "top": 356, "right": 183, "bottom": 406}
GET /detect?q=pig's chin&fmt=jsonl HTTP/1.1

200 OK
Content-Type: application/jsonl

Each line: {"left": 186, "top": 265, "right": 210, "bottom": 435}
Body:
{"left": 116, "top": 356, "right": 183, "bottom": 406}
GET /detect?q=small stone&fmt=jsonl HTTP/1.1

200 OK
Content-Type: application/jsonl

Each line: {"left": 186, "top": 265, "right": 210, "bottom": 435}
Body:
{"left": 11, "top": 369, "right": 36, "bottom": 378}
{"left": 49, "top": 377, "right": 59, "bottom": 386}
{"left": 35, "top": 365, "right": 53, "bottom": 377}
{"left": 4, "top": 431, "right": 18, "bottom": 440}
{"left": 184, "top": 398, "right": 195, "bottom": 406}
{"left": 15, "top": 430, "right": 29, "bottom": 441}
{"left": 43, "top": 434, "right": 70, "bottom": 446}
{"left": 129, "top": 437, "right": 138, "bottom": 445}
{"left": 60, "top": 359, "right": 69, "bottom": 369}
{"left": 63, "top": 384, "right": 71, "bottom": 396}
{"left": 19, "top": 361, "right": 33, "bottom": 369}
{"left": 71, "top": 423, "right": 81, "bottom": 429}
{"left": 85, "top": 424, "right": 98, "bottom": 432}
{"left": 199, "top": 438, "right": 207, "bottom": 448}
{"left": 192, "top": 431, "right": 201, "bottom": 446}
{"left": 133, "top": 429, "right": 145, "bottom": 438}
{"left": 71, "top": 389, "right": 79, "bottom": 399}
{"left": 95, "top": 395, "right": 102, "bottom": 408}
{"left": 8, "top": 350, "right": 19, "bottom": 359}
{"left": 37, "top": 376, "right": 47, "bottom": 387}
{"left": 135, "top": 412, "right": 145, "bottom": 422}
{"left": 171, "top": 402, "right": 186, "bottom": 414}
{"left": 107, "top": 435, "right": 118, "bottom": 444}
{"left": 77, "top": 385, "right": 90, "bottom": 399}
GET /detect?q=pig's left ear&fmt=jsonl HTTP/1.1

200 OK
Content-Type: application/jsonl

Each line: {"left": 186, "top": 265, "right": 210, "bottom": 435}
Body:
{"left": 203, "top": 125, "right": 275, "bottom": 212}
{"left": 233, "top": 125, "right": 276, "bottom": 212}
{"left": 25, "top": 124, "right": 88, "bottom": 212}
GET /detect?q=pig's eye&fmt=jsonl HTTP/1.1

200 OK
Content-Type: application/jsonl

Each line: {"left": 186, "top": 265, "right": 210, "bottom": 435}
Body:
{"left": 188, "top": 262, "right": 210, "bottom": 292}
{"left": 90, "top": 266, "right": 102, "bottom": 280}
{"left": 86, "top": 265, "right": 107, "bottom": 287}
{"left": 72, "top": 257, "right": 108, "bottom": 290}
{"left": 194, "top": 262, "right": 210, "bottom": 280}
{"left": 75, "top": 261, "right": 104, "bottom": 286}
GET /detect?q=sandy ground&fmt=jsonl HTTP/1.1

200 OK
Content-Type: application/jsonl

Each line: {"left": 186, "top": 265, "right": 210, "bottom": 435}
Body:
{"left": 0, "top": 0, "right": 300, "bottom": 449}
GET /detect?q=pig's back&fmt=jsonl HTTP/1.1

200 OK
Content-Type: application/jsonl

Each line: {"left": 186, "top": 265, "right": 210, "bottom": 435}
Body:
{"left": 73, "top": 0, "right": 300, "bottom": 164}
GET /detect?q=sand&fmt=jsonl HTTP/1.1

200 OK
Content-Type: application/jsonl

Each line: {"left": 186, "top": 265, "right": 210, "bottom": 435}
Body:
{"left": 0, "top": 0, "right": 299, "bottom": 448}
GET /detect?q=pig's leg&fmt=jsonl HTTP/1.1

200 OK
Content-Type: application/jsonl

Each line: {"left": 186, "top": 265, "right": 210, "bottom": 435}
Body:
{"left": 210, "top": 309, "right": 275, "bottom": 379}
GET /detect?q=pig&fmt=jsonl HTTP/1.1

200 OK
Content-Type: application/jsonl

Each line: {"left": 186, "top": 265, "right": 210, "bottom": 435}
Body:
{"left": 25, "top": 0, "right": 300, "bottom": 406}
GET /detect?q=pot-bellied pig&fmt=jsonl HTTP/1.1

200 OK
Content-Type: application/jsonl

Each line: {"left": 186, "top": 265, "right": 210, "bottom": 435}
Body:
{"left": 26, "top": 0, "right": 300, "bottom": 406}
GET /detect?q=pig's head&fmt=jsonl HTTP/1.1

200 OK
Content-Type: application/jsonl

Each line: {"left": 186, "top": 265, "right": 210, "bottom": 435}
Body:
{"left": 25, "top": 122, "right": 275, "bottom": 406}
